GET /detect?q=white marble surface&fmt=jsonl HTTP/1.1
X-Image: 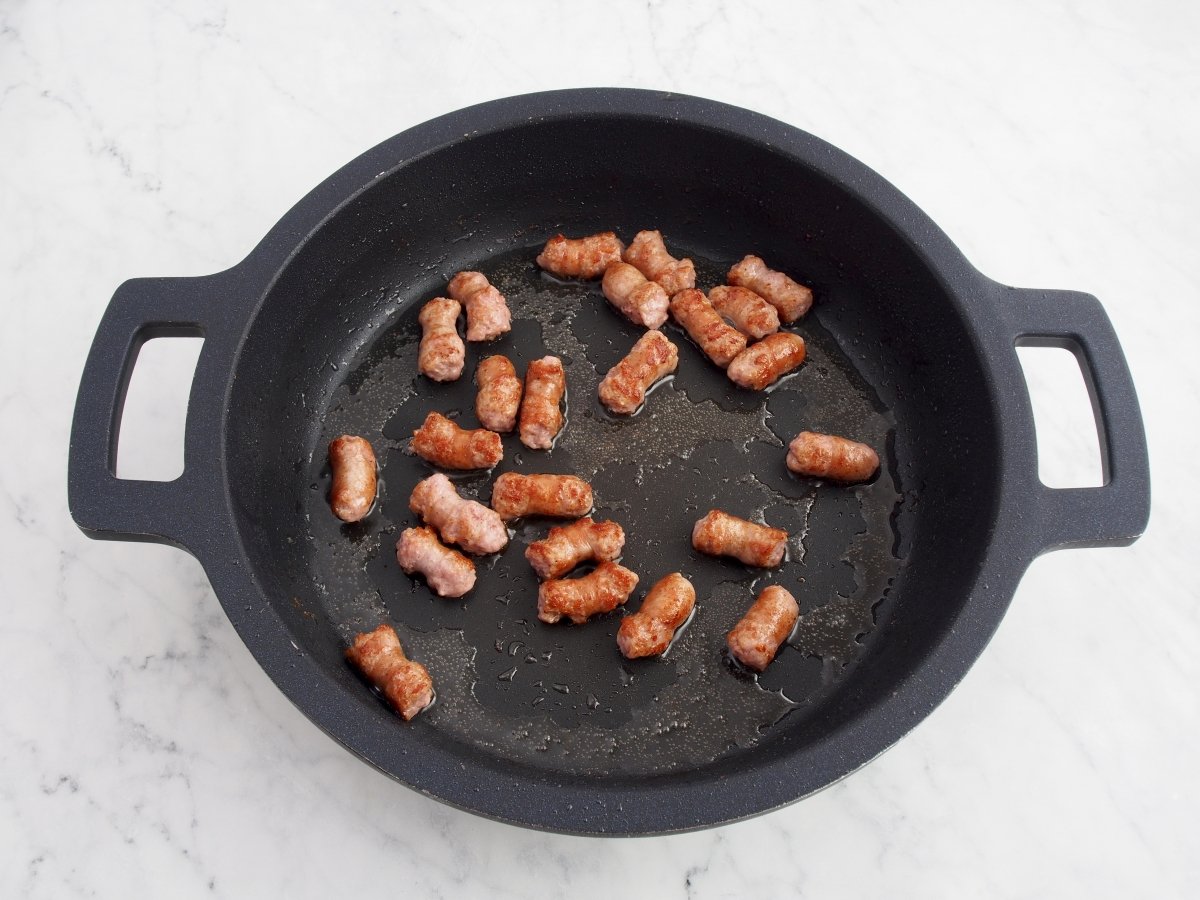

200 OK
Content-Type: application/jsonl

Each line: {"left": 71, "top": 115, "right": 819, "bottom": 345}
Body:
{"left": 2, "top": 0, "right": 1197, "bottom": 896}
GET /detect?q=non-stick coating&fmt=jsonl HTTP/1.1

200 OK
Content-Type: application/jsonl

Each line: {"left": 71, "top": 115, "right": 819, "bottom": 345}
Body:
{"left": 223, "top": 109, "right": 1002, "bottom": 796}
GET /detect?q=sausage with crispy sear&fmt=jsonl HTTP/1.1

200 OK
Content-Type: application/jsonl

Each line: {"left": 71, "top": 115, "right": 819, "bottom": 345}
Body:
{"left": 536, "top": 231, "right": 625, "bottom": 279}
{"left": 622, "top": 230, "right": 696, "bottom": 296}
{"left": 345, "top": 624, "right": 434, "bottom": 720}
{"left": 709, "top": 285, "right": 780, "bottom": 339}
{"left": 525, "top": 517, "right": 625, "bottom": 580}
{"left": 598, "top": 330, "right": 679, "bottom": 415}
{"left": 692, "top": 509, "right": 787, "bottom": 568}
{"left": 727, "top": 332, "right": 807, "bottom": 391}
{"left": 617, "top": 572, "right": 696, "bottom": 659}
{"left": 411, "top": 411, "right": 503, "bottom": 470}
{"left": 491, "top": 472, "right": 593, "bottom": 521}
{"left": 518, "top": 356, "right": 567, "bottom": 450}
{"left": 726, "top": 585, "right": 799, "bottom": 671}
{"left": 786, "top": 431, "right": 879, "bottom": 484}
{"left": 668, "top": 289, "right": 748, "bottom": 368}
{"left": 538, "top": 561, "right": 640, "bottom": 624}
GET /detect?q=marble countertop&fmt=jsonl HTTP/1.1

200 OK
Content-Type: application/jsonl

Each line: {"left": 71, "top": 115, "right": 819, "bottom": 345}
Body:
{"left": 2, "top": 1, "right": 1197, "bottom": 896}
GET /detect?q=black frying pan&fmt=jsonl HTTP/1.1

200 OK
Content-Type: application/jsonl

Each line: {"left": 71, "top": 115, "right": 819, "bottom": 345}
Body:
{"left": 67, "top": 89, "right": 1150, "bottom": 835}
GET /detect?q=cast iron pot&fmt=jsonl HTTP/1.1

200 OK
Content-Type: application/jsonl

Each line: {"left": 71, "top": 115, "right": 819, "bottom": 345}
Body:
{"left": 68, "top": 89, "right": 1150, "bottom": 835}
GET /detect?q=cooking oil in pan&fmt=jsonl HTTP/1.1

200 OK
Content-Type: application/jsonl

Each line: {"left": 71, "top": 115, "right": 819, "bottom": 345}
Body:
{"left": 305, "top": 245, "right": 905, "bottom": 777}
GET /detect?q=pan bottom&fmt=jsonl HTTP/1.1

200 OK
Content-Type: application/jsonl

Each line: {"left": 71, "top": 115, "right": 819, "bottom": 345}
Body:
{"left": 304, "top": 245, "right": 905, "bottom": 778}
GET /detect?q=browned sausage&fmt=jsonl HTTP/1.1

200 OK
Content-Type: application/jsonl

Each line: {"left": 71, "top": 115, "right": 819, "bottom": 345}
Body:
{"left": 728, "top": 254, "right": 814, "bottom": 322}
{"left": 525, "top": 517, "right": 625, "bottom": 580}
{"left": 598, "top": 330, "right": 679, "bottom": 415}
{"left": 786, "top": 431, "right": 879, "bottom": 484}
{"left": 490, "top": 472, "right": 593, "bottom": 521}
{"left": 727, "top": 332, "right": 807, "bottom": 391}
{"left": 709, "top": 285, "right": 780, "bottom": 339}
{"left": 411, "top": 411, "right": 503, "bottom": 470}
{"left": 538, "top": 561, "right": 640, "bottom": 624}
{"left": 622, "top": 230, "right": 696, "bottom": 296}
{"left": 345, "top": 624, "right": 434, "bottom": 720}
{"left": 519, "top": 356, "right": 566, "bottom": 450}
{"left": 418, "top": 297, "right": 465, "bottom": 382}
{"left": 668, "top": 289, "right": 748, "bottom": 368}
{"left": 726, "top": 585, "right": 799, "bottom": 671}
{"left": 617, "top": 572, "right": 696, "bottom": 659}
{"left": 395, "top": 526, "right": 476, "bottom": 598}
{"left": 328, "top": 435, "right": 377, "bottom": 522}
{"left": 692, "top": 509, "right": 787, "bottom": 568}
{"left": 601, "top": 262, "right": 670, "bottom": 329}
{"left": 447, "top": 271, "right": 512, "bottom": 342}
{"left": 409, "top": 473, "right": 508, "bottom": 555}
{"left": 474, "top": 355, "right": 523, "bottom": 433}
{"left": 536, "top": 231, "right": 625, "bottom": 279}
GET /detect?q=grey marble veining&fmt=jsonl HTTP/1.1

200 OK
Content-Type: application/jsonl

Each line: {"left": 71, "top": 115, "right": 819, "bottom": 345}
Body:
{"left": 1, "top": 0, "right": 1197, "bottom": 897}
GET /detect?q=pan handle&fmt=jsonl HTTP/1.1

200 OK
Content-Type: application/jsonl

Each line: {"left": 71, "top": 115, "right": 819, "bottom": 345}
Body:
{"left": 68, "top": 274, "right": 235, "bottom": 550}
{"left": 1000, "top": 286, "right": 1150, "bottom": 553}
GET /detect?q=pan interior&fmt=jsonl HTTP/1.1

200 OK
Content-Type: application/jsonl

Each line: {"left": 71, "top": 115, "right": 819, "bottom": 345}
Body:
{"left": 225, "top": 113, "right": 1001, "bottom": 784}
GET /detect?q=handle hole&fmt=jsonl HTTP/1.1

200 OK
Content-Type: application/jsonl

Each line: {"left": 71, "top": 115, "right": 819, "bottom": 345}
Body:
{"left": 116, "top": 336, "right": 204, "bottom": 481}
{"left": 1015, "top": 343, "right": 1104, "bottom": 488}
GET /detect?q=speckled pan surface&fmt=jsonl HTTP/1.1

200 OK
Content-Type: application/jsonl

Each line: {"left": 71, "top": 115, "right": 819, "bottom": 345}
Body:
{"left": 68, "top": 89, "right": 1150, "bottom": 835}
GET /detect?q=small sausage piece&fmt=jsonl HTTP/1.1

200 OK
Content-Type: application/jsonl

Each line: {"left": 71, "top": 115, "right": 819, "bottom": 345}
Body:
{"left": 708, "top": 285, "right": 780, "bottom": 339}
{"left": 787, "top": 431, "right": 880, "bottom": 484}
{"left": 617, "top": 572, "right": 696, "bottom": 659}
{"left": 692, "top": 509, "right": 787, "bottom": 568}
{"left": 622, "top": 230, "right": 696, "bottom": 296}
{"left": 519, "top": 356, "right": 566, "bottom": 450}
{"left": 538, "top": 561, "right": 640, "bottom": 625}
{"left": 409, "top": 473, "right": 508, "bottom": 555}
{"left": 418, "top": 297, "right": 465, "bottom": 382}
{"left": 727, "top": 332, "right": 807, "bottom": 391}
{"left": 411, "top": 411, "right": 503, "bottom": 470}
{"left": 525, "top": 517, "right": 625, "bottom": 580}
{"left": 475, "top": 355, "right": 523, "bottom": 433}
{"left": 491, "top": 472, "right": 593, "bottom": 521}
{"left": 537, "top": 231, "right": 625, "bottom": 279}
{"left": 668, "top": 289, "right": 748, "bottom": 368}
{"left": 328, "top": 435, "right": 377, "bottom": 522}
{"left": 728, "top": 254, "right": 813, "bottom": 322}
{"left": 396, "top": 526, "right": 476, "bottom": 598}
{"left": 345, "top": 624, "right": 434, "bottom": 720}
{"left": 447, "top": 271, "right": 512, "bottom": 342}
{"left": 727, "top": 585, "right": 799, "bottom": 671}
{"left": 598, "top": 330, "right": 679, "bottom": 415}
{"left": 601, "top": 262, "right": 670, "bottom": 329}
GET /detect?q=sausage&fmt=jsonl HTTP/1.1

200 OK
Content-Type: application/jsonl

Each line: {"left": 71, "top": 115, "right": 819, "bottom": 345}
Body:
{"left": 474, "top": 355, "right": 523, "bottom": 433}
{"left": 525, "top": 517, "right": 625, "bottom": 580}
{"left": 668, "top": 289, "right": 748, "bottom": 368}
{"left": 345, "top": 624, "right": 434, "bottom": 720}
{"left": 447, "top": 271, "right": 512, "bottom": 342}
{"left": 727, "top": 332, "right": 807, "bottom": 391}
{"left": 328, "top": 435, "right": 377, "bottom": 522}
{"left": 726, "top": 585, "right": 799, "bottom": 671}
{"left": 728, "top": 254, "right": 813, "bottom": 322}
{"left": 411, "top": 411, "right": 503, "bottom": 470}
{"left": 617, "top": 572, "right": 696, "bottom": 659}
{"left": 598, "top": 330, "right": 679, "bottom": 415}
{"left": 538, "top": 561, "right": 640, "bottom": 624}
{"left": 518, "top": 356, "right": 566, "bottom": 450}
{"left": 622, "top": 230, "right": 696, "bottom": 296}
{"left": 601, "top": 262, "right": 670, "bottom": 329}
{"left": 536, "top": 231, "right": 625, "bottom": 279}
{"left": 708, "top": 285, "right": 780, "bottom": 339}
{"left": 692, "top": 509, "right": 787, "bottom": 568}
{"left": 786, "top": 431, "right": 880, "bottom": 484}
{"left": 395, "top": 526, "right": 476, "bottom": 598}
{"left": 490, "top": 472, "right": 593, "bottom": 521}
{"left": 409, "top": 473, "right": 508, "bottom": 555}
{"left": 417, "top": 297, "right": 465, "bottom": 382}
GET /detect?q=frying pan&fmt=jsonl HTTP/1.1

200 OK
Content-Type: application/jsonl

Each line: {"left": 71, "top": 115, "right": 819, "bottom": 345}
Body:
{"left": 67, "top": 89, "right": 1150, "bottom": 835}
